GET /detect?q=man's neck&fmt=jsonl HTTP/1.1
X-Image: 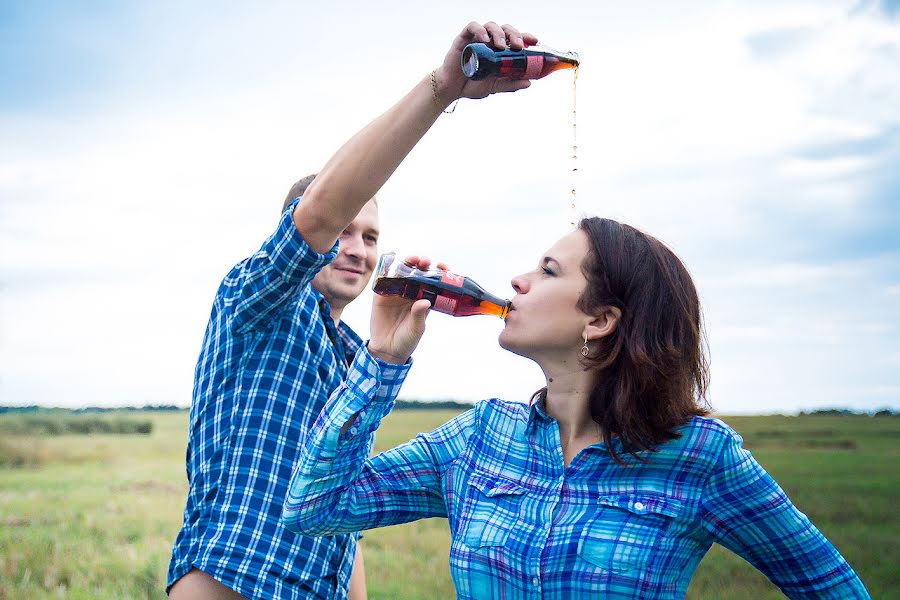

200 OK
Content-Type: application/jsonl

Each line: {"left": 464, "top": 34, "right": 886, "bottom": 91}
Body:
{"left": 327, "top": 304, "right": 343, "bottom": 326}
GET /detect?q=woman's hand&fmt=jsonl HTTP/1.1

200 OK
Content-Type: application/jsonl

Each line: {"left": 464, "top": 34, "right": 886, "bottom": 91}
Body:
{"left": 432, "top": 21, "right": 539, "bottom": 106}
{"left": 368, "top": 256, "right": 448, "bottom": 365}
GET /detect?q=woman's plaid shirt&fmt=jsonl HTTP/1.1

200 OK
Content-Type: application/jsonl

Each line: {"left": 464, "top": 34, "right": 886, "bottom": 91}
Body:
{"left": 168, "top": 199, "right": 363, "bottom": 599}
{"left": 284, "top": 347, "right": 871, "bottom": 599}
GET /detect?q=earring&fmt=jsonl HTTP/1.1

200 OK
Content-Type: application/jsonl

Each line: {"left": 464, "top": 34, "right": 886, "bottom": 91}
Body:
{"left": 581, "top": 332, "right": 590, "bottom": 357}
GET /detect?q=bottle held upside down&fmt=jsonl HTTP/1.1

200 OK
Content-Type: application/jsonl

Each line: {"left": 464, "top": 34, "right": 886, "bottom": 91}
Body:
{"left": 461, "top": 42, "right": 579, "bottom": 81}
{"left": 372, "top": 253, "right": 511, "bottom": 318}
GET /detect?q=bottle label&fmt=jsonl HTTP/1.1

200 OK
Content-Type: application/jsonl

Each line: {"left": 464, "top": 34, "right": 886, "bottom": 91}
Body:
{"left": 524, "top": 55, "right": 543, "bottom": 79}
{"left": 434, "top": 294, "right": 458, "bottom": 313}
{"left": 441, "top": 271, "right": 465, "bottom": 287}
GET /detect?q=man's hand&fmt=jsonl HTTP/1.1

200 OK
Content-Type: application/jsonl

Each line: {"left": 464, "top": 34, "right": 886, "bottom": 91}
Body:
{"left": 432, "top": 21, "right": 539, "bottom": 106}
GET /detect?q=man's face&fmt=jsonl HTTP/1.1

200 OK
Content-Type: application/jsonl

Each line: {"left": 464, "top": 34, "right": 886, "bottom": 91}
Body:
{"left": 312, "top": 200, "right": 379, "bottom": 312}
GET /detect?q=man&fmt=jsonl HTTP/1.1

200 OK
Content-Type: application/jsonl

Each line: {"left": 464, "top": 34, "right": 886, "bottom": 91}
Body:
{"left": 168, "top": 18, "right": 534, "bottom": 598}
{"left": 167, "top": 174, "right": 378, "bottom": 599}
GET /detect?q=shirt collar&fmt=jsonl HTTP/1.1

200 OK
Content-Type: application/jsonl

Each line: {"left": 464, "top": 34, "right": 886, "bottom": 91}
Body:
{"left": 313, "top": 290, "right": 364, "bottom": 361}
{"left": 525, "top": 396, "right": 553, "bottom": 434}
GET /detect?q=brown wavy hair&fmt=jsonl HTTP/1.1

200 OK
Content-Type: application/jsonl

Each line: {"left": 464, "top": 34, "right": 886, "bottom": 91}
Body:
{"left": 536, "top": 217, "right": 711, "bottom": 464}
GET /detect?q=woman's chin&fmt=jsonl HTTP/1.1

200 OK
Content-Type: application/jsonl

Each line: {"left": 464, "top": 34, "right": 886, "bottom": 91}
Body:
{"left": 498, "top": 332, "right": 529, "bottom": 359}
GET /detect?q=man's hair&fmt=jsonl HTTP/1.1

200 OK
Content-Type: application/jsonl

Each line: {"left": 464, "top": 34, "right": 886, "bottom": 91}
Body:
{"left": 280, "top": 173, "right": 379, "bottom": 214}
{"left": 282, "top": 174, "right": 318, "bottom": 213}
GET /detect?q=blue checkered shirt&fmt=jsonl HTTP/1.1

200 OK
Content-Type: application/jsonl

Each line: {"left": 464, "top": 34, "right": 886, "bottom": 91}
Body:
{"left": 168, "top": 198, "right": 364, "bottom": 599}
{"left": 284, "top": 350, "right": 871, "bottom": 599}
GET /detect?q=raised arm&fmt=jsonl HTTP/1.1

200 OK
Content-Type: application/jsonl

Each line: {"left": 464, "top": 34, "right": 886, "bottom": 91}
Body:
{"left": 281, "top": 346, "right": 478, "bottom": 535}
{"left": 294, "top": 21, "right": 538, "bottom": 253}
{"left": 283, "top": 254, "right": 477, "bottom": 533}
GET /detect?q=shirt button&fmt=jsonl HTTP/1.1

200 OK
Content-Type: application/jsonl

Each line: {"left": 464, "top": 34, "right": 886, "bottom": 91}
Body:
{"left": 532, "top": 576, "right": 540, "bottom": 586}
{"left": 358, "top": 410, "right": 367, "bottom": 420}
{"left": 350, "top": 427, "right": 359, "bottom": 436}
{"left": 634, "top": 501, "right": 645, "bottom": 511}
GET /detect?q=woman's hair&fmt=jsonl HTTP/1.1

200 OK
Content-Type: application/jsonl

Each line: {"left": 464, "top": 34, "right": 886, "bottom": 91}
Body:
{"left": 536, "top": 217, "right": 711, "bottom": 464}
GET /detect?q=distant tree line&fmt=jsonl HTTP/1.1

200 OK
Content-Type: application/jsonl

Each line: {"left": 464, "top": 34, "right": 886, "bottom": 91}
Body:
{"left": 798, "top": 408, "right": 898, "bottom": 417}
{"left": 3, "top": 404, "right": 893, "bottom": 417}
{"left": 1, "top": 401, "right": 475, "bottom": 413}
{"left": 394, "top": 399, "right": 474, "bottom": 411}
{"left": 0, "top": 404, "right": 185, "bottom": 414}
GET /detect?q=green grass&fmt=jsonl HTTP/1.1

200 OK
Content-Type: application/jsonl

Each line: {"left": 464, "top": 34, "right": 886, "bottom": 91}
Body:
{"left": 0, "top": 410, "right": 896, "bottom": 599}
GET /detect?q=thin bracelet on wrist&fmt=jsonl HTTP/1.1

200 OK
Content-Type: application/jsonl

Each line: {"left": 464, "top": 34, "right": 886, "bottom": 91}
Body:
{"left": 431, "top": 69, "right": 459, "bottom": 115}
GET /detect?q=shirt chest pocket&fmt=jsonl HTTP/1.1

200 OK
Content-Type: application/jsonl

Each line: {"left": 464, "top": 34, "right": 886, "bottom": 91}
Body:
{"left": 459, "top": 472, "right": 528, "bottom": 550}
{"left": 577, "top": 493, "right": 682, "bottom": 574}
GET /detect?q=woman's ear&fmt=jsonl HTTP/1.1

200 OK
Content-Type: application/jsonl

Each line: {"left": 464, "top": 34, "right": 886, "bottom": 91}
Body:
{"left": 585, "top": 306, "right": 621, "bottom": 341}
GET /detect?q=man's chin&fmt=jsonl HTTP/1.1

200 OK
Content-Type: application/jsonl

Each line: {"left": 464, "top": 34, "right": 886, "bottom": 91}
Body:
{"left": 322, "top": 283, "right": 367, "bottom": 307}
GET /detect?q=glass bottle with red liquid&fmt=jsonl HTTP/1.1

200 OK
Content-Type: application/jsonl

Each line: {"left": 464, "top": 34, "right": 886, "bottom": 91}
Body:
{"left": 461, "top": 42, "right": 579, "bottom": 80}
{"left": 372, "top": 253, "right": 511, "bottom": 318}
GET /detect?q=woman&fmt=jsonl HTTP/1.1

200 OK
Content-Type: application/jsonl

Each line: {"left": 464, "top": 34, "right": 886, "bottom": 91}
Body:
{"left": 282, "top": 222, "right": 871, "bottom": 598}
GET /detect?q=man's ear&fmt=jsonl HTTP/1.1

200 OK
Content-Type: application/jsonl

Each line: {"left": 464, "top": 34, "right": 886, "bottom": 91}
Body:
{"left": 584, "top": 306, "right": 621, "bottom": 341}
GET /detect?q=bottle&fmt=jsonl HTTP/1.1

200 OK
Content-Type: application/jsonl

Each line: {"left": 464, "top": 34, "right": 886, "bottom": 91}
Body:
{"left": 461, "top": 42, "right": 579, "bottom": 81}
{"left": 372, "top": 252, "right": 511, "bottom": 318}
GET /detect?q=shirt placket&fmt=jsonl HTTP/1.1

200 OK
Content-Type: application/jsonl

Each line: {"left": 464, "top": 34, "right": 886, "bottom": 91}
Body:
{"left": 531, "top": 417, "right": 568, "bottom": 598}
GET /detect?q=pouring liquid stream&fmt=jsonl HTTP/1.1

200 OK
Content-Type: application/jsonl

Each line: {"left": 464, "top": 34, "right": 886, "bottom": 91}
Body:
{"left": 570, "top": 66, "right": 579, "bottom": 227}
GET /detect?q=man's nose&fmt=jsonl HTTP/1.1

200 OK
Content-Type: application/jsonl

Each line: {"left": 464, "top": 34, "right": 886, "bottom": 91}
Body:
{"left": 341, "top": 234, "right": 365, "bottom": 258}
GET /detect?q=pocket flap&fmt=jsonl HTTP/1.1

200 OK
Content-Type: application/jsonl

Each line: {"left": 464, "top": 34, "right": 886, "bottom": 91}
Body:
{"left": 597, "top": 493, "right": 682, "bottom": 518}
{"left": 470, "top": 472, "right": 527, "bottom": 497}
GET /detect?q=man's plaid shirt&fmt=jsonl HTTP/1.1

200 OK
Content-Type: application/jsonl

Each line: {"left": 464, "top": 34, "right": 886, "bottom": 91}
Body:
{"left": 168, "top": 198, "right": 363, "bottom": 599}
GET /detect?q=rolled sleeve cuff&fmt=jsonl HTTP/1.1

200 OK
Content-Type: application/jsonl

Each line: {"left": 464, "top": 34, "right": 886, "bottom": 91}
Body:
{"left": 266, "top": 196, "right": 339, "bottom": 283}
{"left": 336, "top": 344, "right": 412, "bottom": 440}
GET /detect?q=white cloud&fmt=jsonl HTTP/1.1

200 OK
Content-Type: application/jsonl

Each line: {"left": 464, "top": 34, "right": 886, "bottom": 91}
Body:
{"left": 776, "top": 156, "right": 870, "bottom": 179}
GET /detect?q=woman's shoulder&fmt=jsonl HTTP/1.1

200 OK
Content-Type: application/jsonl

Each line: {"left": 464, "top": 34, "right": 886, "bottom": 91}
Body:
{"left": 679, "top": 415, "right": 741, "bottom": 436}
{"left": 667, "top": 415, "right": 745, "bottom": 457}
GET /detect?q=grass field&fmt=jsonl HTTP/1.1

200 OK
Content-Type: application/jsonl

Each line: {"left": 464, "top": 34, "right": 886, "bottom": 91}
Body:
{"left": 0, "top": 409, "right": 896, "bottom": 599}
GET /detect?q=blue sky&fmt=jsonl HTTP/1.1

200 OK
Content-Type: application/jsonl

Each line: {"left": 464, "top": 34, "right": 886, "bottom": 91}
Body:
{"left": 1, "top": 1, "right": 898, "bottom": 413}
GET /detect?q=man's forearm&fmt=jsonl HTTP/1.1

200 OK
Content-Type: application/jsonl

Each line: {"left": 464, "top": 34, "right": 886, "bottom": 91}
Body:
{"left": 293, "top": 75, "right": 443, "bottom": 253}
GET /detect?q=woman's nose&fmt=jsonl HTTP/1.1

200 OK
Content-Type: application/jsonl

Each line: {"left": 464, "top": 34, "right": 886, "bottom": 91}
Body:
{"left": 511, "top": 274, "right": 527, "bottom": 294}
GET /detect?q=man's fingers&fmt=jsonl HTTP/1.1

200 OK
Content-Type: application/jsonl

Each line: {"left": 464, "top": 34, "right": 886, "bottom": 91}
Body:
{"left": 493, "top": 79, "right": 532, "bottom": 94}
{"left": 484, "top": 21, "right": 507, "bottom": 50}
{"left": 500, "top": 24, "right": 524, "bottom": 50}
{"left": 463, "top": 21, "right": 490, "bottom": 44}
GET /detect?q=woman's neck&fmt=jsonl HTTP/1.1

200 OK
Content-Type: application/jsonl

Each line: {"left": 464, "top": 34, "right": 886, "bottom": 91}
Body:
{"left": 541, "top": 363, "right": 602, "bottom": 455}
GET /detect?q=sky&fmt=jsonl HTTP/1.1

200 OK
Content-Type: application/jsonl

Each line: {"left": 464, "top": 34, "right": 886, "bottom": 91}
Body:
{"left": 1, "top": 0, "right": 898, "bottom": 414}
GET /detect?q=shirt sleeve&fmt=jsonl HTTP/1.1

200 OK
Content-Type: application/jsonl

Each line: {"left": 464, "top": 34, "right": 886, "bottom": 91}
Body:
{"left": 282, "top": 345, "right": 478, "bottom": 536}
{"left": 699, "top": 427, "right": 871, "bottom": 599}
{"left": 227, "top": 197, "right": 339, "bottom": 334}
